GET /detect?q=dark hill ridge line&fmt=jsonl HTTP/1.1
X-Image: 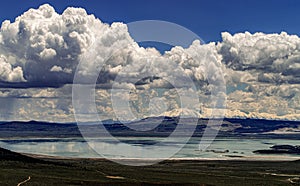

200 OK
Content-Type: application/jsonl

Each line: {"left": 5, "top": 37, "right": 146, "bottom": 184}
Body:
{"left": 0, "top": 117, "right": 299, "bottom": 138}
{"left": 0, "top": 147, "right": 43, "bottom": 163}
{"left": 0, "top": 147, "right": 71, "bottom": 167}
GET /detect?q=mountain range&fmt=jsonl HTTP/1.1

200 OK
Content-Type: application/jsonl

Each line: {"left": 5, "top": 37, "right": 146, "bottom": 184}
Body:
{"left": 0, "top": 117, "right": 299, "bottom": 138}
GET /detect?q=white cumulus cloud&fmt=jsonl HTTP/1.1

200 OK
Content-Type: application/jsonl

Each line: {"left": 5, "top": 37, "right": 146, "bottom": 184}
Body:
{"left": 0, "top": 4, "right": 300, "bottom": 121}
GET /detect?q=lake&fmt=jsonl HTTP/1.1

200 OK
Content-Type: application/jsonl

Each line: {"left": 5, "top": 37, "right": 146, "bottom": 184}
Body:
{"left": 0, "top": 137, "right": 299, "bottom": 161}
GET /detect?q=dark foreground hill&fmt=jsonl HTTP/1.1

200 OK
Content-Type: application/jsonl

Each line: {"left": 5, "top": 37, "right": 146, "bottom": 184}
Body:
{"left": 0, "top": 146, "right": 299, "bottom": 186}
{"left": 0, "top": 147, "right": 43, "bottom": 163}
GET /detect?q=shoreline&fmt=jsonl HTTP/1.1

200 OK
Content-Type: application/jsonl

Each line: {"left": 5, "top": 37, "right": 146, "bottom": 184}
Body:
{"left": 23, "top": 151, "right": 300, "bottom": 162}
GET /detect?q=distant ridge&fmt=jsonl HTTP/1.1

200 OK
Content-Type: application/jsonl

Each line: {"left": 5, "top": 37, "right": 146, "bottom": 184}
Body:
{"left": 0, "top": 117, "right": 299, "bottom": 138}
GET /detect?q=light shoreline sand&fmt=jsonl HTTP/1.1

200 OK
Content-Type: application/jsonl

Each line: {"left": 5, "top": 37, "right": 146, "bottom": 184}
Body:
{"left": 23, "top": 152, "right": 300, "bottom": 162}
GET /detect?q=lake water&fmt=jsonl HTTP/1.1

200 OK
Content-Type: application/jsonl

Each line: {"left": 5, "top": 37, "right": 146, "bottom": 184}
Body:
{"left": 0, "top": 137, "right": 299, "bottom": 161}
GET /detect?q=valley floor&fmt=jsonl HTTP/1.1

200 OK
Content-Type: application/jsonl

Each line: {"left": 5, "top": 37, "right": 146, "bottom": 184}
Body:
{"left": 0, "top": 152, "right": 299, "bottom": 186}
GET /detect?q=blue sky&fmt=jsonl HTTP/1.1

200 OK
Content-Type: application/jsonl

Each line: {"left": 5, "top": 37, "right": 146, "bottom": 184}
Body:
{"left": 0, "top": 1, "right": 300, "bottom": 121}
{"left": 0, "top": 0, "right": 299, "bottom": 43}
